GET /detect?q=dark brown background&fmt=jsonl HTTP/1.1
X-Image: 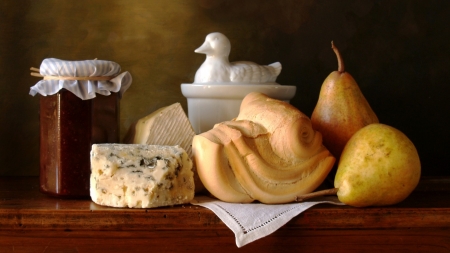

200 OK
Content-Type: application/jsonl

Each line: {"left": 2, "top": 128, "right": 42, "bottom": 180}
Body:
{"left": 1, "top": 0, "right": 449, "bottom": 176}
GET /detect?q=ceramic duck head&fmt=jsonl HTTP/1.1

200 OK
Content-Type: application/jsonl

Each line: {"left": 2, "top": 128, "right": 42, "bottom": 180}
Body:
{"left": 195, "top": 32, "right": 231, "bottom": 59}
{"left": 193, "top": 32, "right": 282, "bottom": 84}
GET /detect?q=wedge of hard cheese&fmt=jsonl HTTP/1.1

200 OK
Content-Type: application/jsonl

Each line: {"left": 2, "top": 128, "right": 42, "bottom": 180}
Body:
{"left": 90, "top": 144, "right": 194, "bottom": 208}
{"left": 124, "top": 103, "right": 205, "bottom": 192}
{"left": 124, "top": 103, "right": 195, "bottom": 157}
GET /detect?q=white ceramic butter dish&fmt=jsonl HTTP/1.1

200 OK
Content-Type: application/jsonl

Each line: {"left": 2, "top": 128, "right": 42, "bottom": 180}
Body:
{"left": 181, "top": 32, "right": 296, "bottom": 133}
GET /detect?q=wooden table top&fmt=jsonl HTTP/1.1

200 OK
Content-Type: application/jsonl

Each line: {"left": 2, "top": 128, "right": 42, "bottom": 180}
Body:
{"left": 1, "top": 176, "right": 449, "bottom": 230}
{"left": 0, "top": 176, "right": 449, "bottom": 252}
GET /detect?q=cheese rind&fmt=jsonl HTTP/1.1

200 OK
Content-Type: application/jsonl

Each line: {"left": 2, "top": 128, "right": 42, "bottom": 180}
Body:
{"left": 123, "top": 103, "right": 205, "bottom": 193}
{"left": 124, "top": 103, "right": 195, "bottom": 157}
{"left": 90, "top": 144, "right": 194, "bottom": 208}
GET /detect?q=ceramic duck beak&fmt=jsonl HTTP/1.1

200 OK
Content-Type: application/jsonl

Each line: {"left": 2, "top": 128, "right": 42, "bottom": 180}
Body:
{"left": 195, "top": 40, "right": 212, "bottom": 55}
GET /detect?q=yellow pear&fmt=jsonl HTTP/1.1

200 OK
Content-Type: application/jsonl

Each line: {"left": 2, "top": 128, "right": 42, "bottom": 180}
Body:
{"left": 334, "top": 123, "right": 421, "bottom": 207}
{"left": 295, "top": 124, "right": 421, "bottom": 206}
{"left": 311, "top": 41, "right": 379, "bottom": 160}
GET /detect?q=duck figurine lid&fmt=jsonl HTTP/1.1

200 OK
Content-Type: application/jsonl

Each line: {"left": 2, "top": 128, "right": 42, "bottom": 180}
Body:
{"left": 193, "top": 32, "right": 282, "bottom": 84}
{"left": 182, "top": 32, "right": 296, "bottom": 134}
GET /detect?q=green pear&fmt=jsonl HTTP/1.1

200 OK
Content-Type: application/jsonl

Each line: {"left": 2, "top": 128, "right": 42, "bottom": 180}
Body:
{"left": 334, "top": 123, "right": 421, "bottom": 207}
{"left": 311, "top": 42, "right": 379, "bottom": 160}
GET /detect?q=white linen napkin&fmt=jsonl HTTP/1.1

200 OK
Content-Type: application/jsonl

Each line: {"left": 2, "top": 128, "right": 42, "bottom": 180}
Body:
{"left": 191, "top": 195, "right": 344, "bottom": 247}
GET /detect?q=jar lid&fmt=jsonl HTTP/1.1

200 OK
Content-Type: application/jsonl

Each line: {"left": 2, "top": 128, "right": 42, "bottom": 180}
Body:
{"left": 29, "top": 58, "right": 132, "bottom": 100}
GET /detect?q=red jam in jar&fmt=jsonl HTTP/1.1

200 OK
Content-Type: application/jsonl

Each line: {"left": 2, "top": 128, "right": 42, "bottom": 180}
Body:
{"left": 39, "top": 89, "right": 119, "bottom": 197}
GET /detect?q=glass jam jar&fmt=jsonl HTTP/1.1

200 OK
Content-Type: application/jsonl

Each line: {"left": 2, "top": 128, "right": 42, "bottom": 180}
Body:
{"left": 39, "top": 89, "right": 119, "bottom": 197}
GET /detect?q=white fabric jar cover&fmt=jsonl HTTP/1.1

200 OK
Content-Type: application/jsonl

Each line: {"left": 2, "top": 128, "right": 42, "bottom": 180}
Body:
{"left": 29, "top": 58, "right": 132, "bottom": 100}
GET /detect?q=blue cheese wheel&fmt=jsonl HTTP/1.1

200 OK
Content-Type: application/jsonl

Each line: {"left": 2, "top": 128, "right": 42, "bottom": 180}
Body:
{"left": 90, "top": 144, "right": 194, "bottom": 208}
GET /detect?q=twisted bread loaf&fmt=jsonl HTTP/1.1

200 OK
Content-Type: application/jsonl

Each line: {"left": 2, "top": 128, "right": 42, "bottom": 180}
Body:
{"left": 192, "top": 92, "right": 335, "bottom": 204}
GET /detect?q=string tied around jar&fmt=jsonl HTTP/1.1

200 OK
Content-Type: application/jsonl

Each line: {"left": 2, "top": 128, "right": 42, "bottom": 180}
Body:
{"left": 30, "top": 67, "right": 117, "bottom": 81}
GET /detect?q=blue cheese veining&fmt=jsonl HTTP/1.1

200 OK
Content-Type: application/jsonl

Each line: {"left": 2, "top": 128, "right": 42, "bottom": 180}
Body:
{"left": 90, "top": 144, "right": 194, "bottom": 208}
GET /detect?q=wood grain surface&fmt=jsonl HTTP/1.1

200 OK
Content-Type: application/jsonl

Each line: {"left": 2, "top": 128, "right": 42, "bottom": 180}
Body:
{"left": 0, "top": 177, "right": 449, "bottom": 252}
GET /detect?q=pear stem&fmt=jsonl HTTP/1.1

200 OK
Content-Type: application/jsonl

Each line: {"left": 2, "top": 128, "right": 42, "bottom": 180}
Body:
{"left": 331, "top": 41, "right": 345, "bottom": 73}
{"left": 295, "top": 188, "right": 339, "bottom": 202}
